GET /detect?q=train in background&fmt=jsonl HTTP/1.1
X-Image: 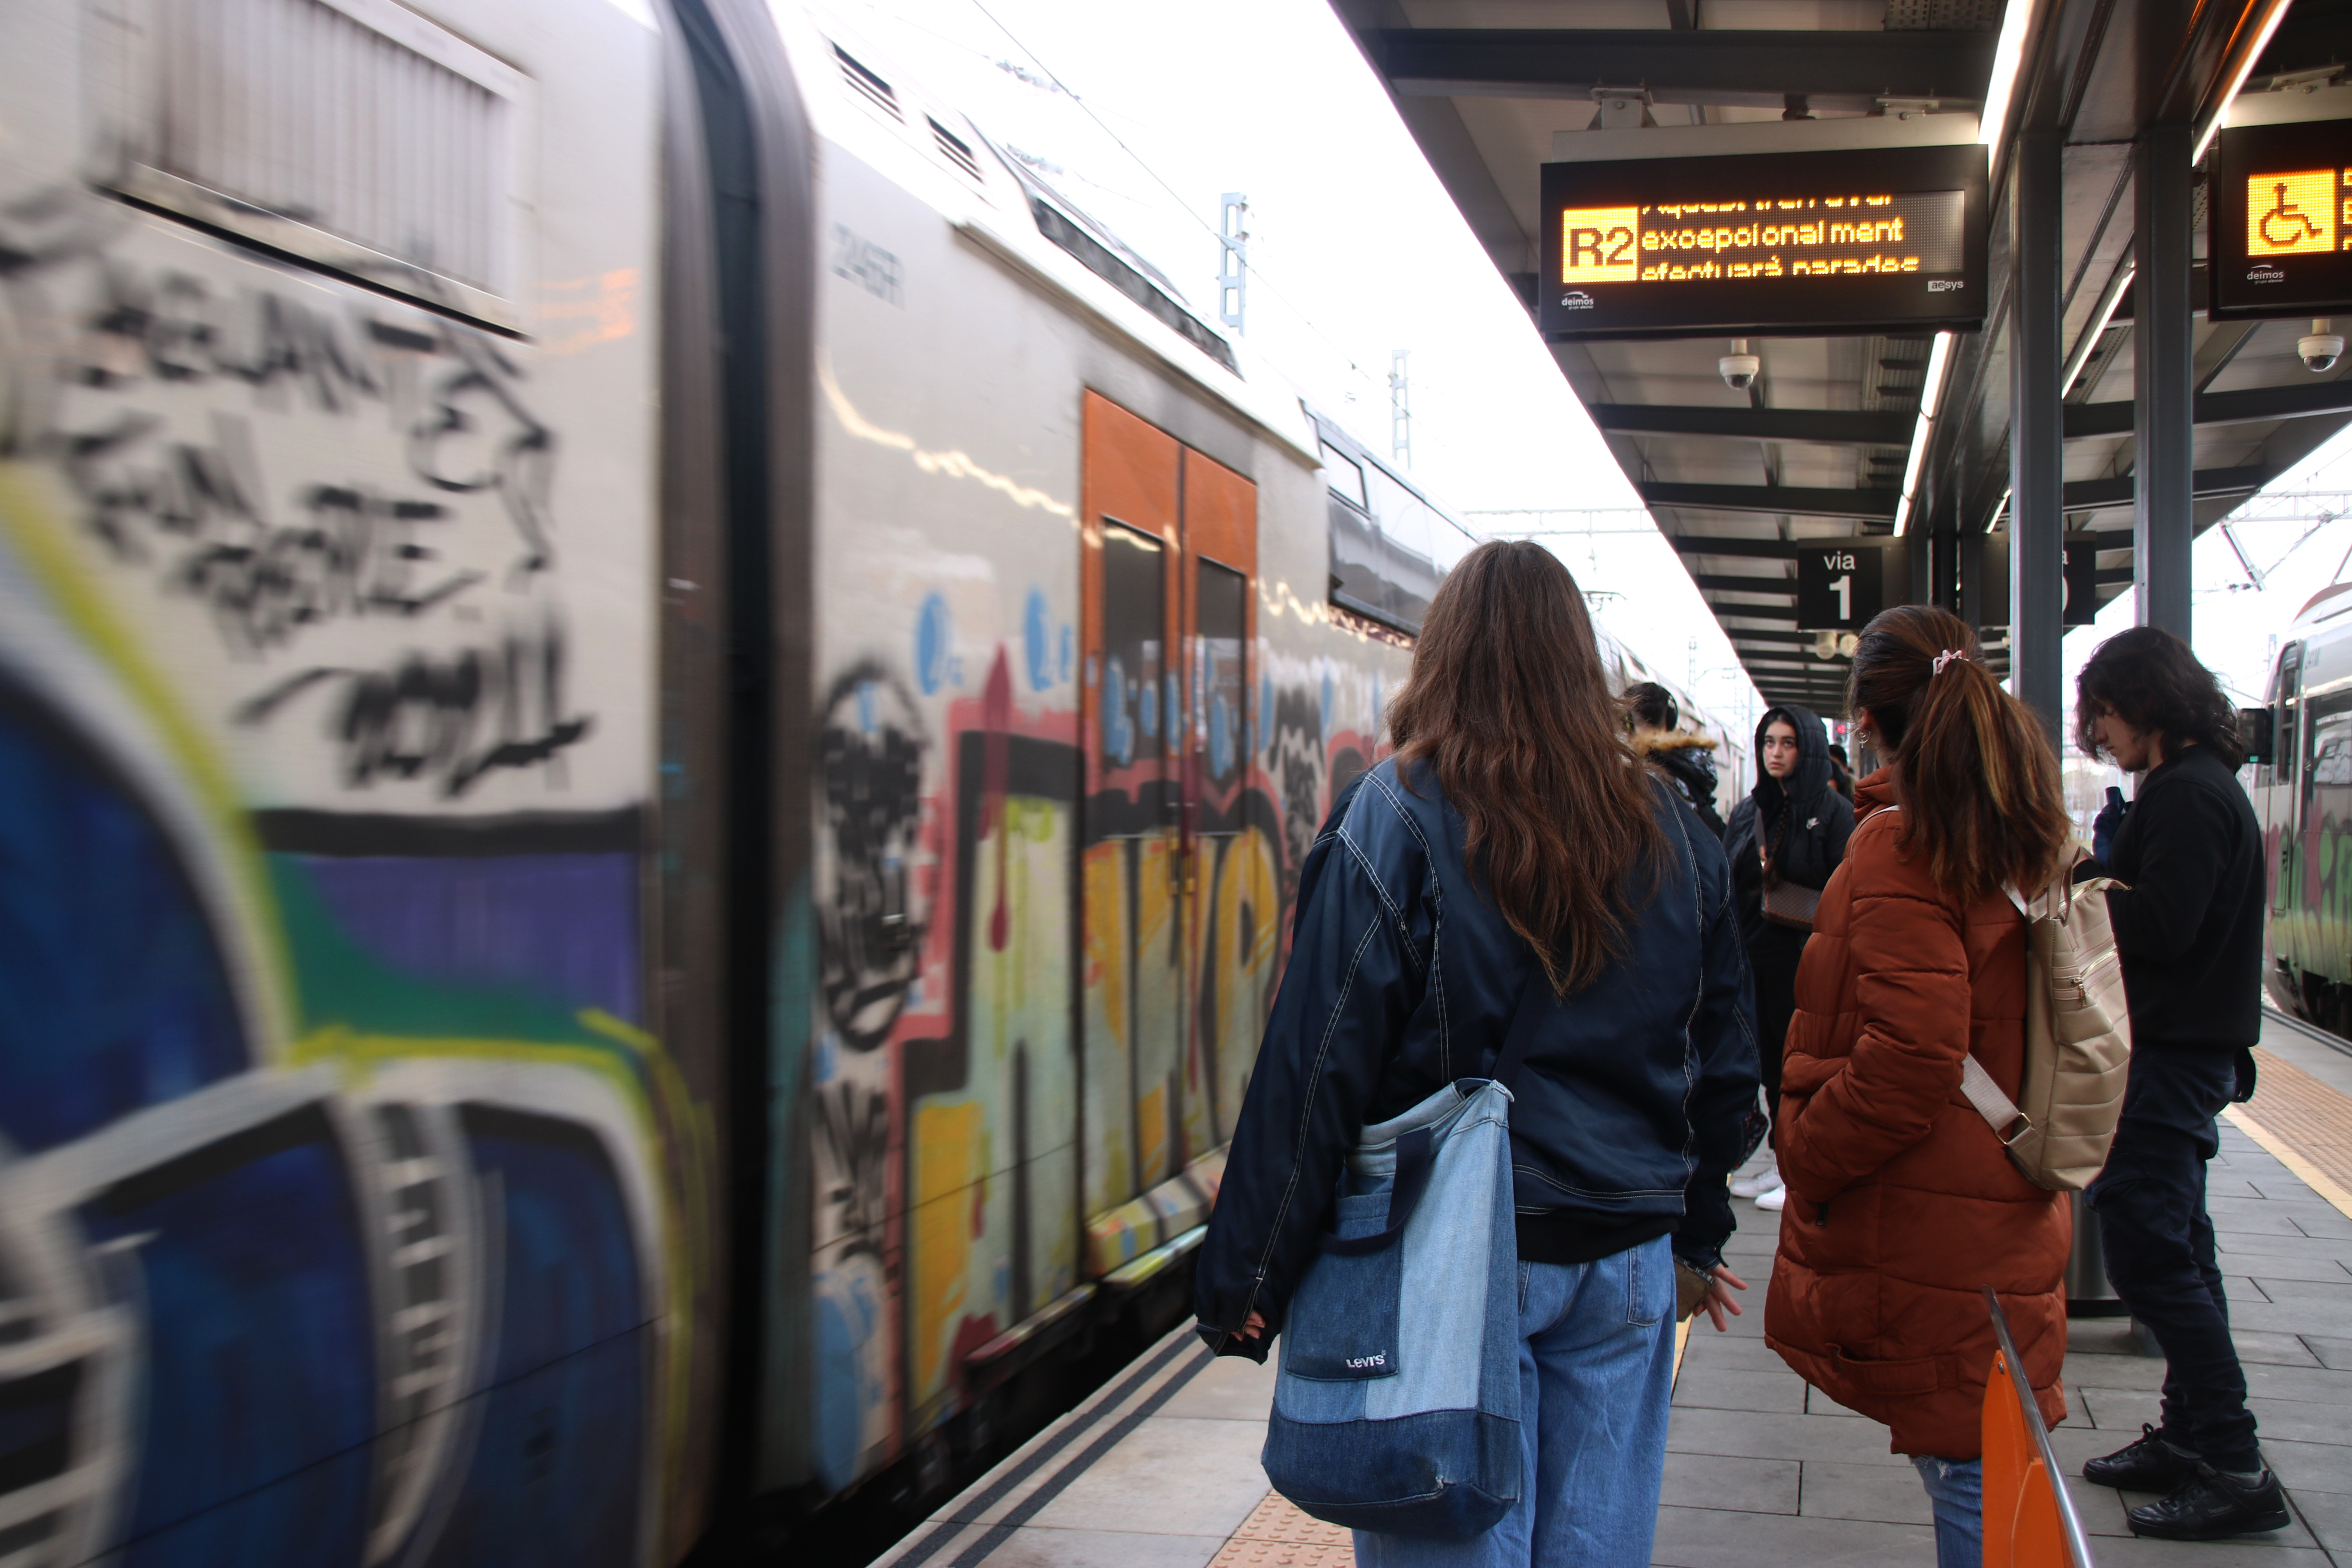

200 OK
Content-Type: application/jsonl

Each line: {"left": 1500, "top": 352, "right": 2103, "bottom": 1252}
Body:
{"left": 2259, "top": 583, "right": 2352, "bottom": 1038}
{"left": 0, "top": 0, "right": 1743, "bottom": 1562}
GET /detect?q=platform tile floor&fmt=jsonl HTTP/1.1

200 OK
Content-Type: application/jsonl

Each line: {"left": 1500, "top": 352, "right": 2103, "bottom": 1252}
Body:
{"left": 877, "top": 1011, "right": 2352, "bottom": 1568}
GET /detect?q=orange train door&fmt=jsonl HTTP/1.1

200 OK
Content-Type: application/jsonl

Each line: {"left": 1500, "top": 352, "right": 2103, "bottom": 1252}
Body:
{"left": 1080, "top": 394, "right": 1185, "bottom": 1216}
{"left": 1078, "top": 393, "right": 1262, "bottom": 1223}
{"left": 1180, "top": 449, "right": 1267, "bottom": 1153}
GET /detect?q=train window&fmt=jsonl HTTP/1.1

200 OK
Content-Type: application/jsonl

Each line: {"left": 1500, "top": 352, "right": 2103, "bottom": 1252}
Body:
{"left": 1320, "top": 443, "right": 1367, "bottom": 510}
{"left": 1196, "top": 560, "right": 1248, "bottom": 786}
{"left": 1099, "top": 523, "right": 1167, "bottom": 774}
{"left": 85, "top": 0, "right": 530, "bottom": 331}
{"left": 2276, "top": 643, "right": 2303, "bottom": 783}
{"left": 2313, "top": 697, "right": 2352, "bottom": 789}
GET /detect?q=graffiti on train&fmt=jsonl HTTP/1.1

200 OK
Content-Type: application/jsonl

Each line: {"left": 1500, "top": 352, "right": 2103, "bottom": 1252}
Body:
{"left": 0, "top": 184, "right": 699, "bottom": 1565}
{"left": 234, "top": 617, "right": 595, "bottom": 796}
{"left": 799, "top": 628, "right": 1383, "bottom": 1487}
{"left": 818, "top": 662, "right": 931, "bottom": 1051}
{"left": 2274, "top": 811, "right": 2352, "bottom": 987}
{"left": 0, "top": 189, "right": 617, "bottom": 811}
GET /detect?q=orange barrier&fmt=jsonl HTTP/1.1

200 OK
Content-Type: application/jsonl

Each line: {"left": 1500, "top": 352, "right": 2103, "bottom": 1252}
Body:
{"left": 1981, "top": 1287, "right": 2095, "bottom": 1568}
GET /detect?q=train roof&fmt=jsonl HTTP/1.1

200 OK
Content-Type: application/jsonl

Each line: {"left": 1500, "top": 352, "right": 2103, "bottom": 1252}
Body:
{"left": 783, "top": 4, "right": 1319, "bottom": 466}
{"left": 2293, "top": 582, "right": 2352, "bottom": 630}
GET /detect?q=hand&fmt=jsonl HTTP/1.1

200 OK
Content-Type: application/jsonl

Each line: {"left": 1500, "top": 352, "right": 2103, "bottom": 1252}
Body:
{"left": 1694, "top": 1265, "right": 1748, "bottom": 1333}
{"left": 1234, "top": 1311, "right": 1267, "bottom": 1342}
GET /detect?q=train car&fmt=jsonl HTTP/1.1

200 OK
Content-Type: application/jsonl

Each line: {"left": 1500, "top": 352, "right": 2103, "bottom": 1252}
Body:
{"left": 1310, "top": 417, "right": 1746, "bottom": 822}
{"left": 0, "top": 0, "right": 1429, "bottom": 1559}
{"left": 2257, "top": 583, "right": 2352, "bottom": 1038}
{"left": 0, "top": 0, "right": 1756, "bottom": 1560}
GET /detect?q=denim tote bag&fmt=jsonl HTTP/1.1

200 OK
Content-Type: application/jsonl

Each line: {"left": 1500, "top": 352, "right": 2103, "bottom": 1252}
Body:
{"left": 1259, "top": 979, "right": 1543, "bottom": 1541}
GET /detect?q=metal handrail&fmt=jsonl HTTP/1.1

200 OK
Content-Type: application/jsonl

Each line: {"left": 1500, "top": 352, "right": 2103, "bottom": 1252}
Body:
{"left": 1984, "top": 1285, "right": 2097, "bottom": 1568}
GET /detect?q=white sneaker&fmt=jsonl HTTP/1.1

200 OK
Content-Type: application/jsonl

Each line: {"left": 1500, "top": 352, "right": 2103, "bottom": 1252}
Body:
{"left": 1730, "top": 1160, "right": 1780, "bottom": 1199}
{"left": 1754, "top": 1183, "right": 1788, "bottom": 1212}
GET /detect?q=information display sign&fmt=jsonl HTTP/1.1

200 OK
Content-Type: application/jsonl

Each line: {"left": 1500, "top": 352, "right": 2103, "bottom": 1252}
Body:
{"left": 2210, "top": 119, "right": 2352, "bottom": 320}
{"left": 1539, "top": 145, "right": 1988, "bottom": 340}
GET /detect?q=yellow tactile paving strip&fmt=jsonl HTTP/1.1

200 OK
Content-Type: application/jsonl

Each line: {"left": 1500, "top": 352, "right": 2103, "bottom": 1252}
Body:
{"left": 1207, "top": 1492, "right": 1357, "bottom": 1567}
{"left": 2227, "top": 1044, "right": 2352, "bottom": 1218}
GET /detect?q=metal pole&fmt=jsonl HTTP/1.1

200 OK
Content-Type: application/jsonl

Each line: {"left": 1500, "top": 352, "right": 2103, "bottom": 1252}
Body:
{"left": 2134, "top": 124, "right": 2195, "bottom": 638}
{"left": 2011, "top": 130, "right": 2066, "bottom": 744}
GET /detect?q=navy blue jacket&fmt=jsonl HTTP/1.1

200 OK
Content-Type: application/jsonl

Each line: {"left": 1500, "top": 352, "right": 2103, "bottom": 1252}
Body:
{"left": 1193, "top": 757, "right": 1761, "bottom": 1356}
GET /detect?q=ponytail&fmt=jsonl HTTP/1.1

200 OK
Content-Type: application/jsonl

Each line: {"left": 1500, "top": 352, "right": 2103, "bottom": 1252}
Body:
{"left": 1846, "top": 606, "right": 2071, "bottom": 902}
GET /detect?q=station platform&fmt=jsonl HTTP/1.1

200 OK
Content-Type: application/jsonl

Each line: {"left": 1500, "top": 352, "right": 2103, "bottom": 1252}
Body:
{"left": 874, "top": 1008, "right": 2352, "bottom": 1568}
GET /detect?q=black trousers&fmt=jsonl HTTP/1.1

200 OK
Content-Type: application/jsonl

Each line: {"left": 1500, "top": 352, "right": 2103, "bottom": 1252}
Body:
{"left": 1748, "top": 926, "right": 1805, "bottom": 1141}
{"left": 2086, "top": 1045, "right": 2260, "bottom": 1472}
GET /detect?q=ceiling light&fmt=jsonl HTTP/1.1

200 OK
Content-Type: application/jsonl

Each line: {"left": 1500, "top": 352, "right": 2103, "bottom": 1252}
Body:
{"left": 1977, "top": 0, "right": 2040, "bottom": 150}
{"left": 1891, "top": 332, "right": 1956, "bottom": 537}
{"left": 2192, "top": 0, "right": 2298, "bottom": 163}
{"left": 2060, "top": 263, "right": 2134, "bottom": 395}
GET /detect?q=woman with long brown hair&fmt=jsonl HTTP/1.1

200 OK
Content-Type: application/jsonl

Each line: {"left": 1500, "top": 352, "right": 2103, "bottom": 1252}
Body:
{"left": 1764, "top": 605, "right": 2076, "bottom": 1568}
{"left": 1196, "top": 541, "right": 1762, "bottom": 1567}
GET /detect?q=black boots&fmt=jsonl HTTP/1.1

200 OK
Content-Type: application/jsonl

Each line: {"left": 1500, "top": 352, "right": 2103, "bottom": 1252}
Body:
{"left": 2126, "top": 1466, "right": 2292, "bottom": 1542}
{"left": 2082, "top": 1425, "right": 2200, "bottom": 1492}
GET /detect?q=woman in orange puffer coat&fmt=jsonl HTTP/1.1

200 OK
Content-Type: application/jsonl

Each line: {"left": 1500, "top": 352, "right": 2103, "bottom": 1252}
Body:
{"left": 1765, "top": 606, "right": 2076, "bottom": 1568}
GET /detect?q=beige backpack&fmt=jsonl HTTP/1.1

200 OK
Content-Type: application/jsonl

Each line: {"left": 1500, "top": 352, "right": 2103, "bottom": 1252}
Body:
{"left": 1958, "top": 845, "right": 2134, "bottom": 1191}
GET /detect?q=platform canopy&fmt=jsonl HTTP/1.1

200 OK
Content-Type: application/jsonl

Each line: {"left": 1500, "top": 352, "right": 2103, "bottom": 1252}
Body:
{"left": 1333, "top": 0, "right": 2352, "bottom": 713}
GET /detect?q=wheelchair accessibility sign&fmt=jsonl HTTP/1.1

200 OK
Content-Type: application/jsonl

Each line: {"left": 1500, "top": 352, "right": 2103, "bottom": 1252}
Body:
{"left": 2246, "top": 168, "right": 2340, "bottom": 258}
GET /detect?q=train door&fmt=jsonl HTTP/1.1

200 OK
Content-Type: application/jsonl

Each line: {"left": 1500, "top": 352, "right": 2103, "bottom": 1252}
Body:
{"left": 1078, "top": 394, "right": 1265, "bottom": 1228}
{"left": 1181, "top": 452, "right": 1270, "bottom": 1152}
{"left": 2275, "top": 641, "right": 2305, "bottom": 915}
{"left": 1080, "top": 395, "right": 1186, "bottom": 1214}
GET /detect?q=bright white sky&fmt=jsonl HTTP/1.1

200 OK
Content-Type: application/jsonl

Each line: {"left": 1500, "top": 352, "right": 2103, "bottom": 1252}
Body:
{"left": 829, "top": 0, "right": 1762, "bottom": 728}
{"left": 832, "top": 0, "right": 2352, "bottom": 775}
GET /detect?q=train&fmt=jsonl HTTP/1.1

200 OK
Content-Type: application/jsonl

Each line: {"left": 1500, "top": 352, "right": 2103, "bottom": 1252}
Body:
{"left": 2258, "top": 582, "right": 2352, "bottom": 1038}
{"left": 0, "top": 0, "right": 1740, "bottom": 1562}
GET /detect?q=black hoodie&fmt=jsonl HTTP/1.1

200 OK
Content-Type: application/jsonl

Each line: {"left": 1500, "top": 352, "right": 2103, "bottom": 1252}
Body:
{"left": 1721, "top": 704, "right": 1856, "bottom": 952}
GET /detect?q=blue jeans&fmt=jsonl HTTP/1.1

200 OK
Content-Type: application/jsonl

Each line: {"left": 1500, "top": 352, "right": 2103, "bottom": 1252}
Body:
{"left": 1912, "top": 1456, "right": 1984, "bottom": 1568}
{"left": 1354, "top": 1238, "right": 1677, "bottom": 1568}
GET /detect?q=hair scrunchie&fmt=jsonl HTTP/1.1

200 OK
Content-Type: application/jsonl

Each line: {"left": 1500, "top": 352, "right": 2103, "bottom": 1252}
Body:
{"left": 1932, "top": 648, "right": 1970, "bottom": 676}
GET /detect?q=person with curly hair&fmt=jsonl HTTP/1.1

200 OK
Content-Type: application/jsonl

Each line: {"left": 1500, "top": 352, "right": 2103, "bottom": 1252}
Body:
{"left": 2072, "top": 626, "right": 2285, "bottom": 1542}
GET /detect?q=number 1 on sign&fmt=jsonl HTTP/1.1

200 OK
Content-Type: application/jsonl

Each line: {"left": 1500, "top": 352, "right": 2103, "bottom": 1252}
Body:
{"left": 1831, "top": 573, "right": 1851, "bottom": 622}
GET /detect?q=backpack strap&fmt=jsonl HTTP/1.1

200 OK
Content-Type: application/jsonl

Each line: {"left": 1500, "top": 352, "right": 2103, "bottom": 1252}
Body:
{"left": 1960, "top": 1055, "right": 2033, "bottom": 1147}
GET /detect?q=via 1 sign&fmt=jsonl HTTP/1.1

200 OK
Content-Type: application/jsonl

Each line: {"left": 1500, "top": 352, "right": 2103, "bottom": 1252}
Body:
{"left": 2211, "top": 118, "right": 2352, "bottom": 320}
{"left": 1797, "top": 544, "right": 1886, "bottom": 630}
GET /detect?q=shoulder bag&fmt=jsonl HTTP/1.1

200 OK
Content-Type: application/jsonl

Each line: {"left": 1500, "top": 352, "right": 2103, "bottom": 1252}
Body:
{"left": 1258, "top": 972, "right": 1545, "bottom": 1541}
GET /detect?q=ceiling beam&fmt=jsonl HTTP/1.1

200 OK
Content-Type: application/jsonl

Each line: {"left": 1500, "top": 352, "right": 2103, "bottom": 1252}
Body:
{"left": 2059, "top": 465, "right": 2268, "bottom": 510}
{"left": 1373, "top": 29, "right": 1996, "bottom": 107}
{"left": 1588, "top": 404, "right": 1917, "bottom": 446}
{"left": 1669, "top": 534, "right": 1880, "bottom": 558}
{"left": 1691, "top": 573, "right": 1795, "bottom": 594}
{"left": 1645, "top": 482, "right": 1899, "bottom": 520}
{"left": 2067, "top": 379, "right": 2352, "bottom": 438}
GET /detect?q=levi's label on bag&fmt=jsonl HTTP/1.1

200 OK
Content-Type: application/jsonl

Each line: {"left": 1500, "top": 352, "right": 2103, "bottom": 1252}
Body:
{"left": 1281, "top": 1191, "right": 1403, "bottom": 1380}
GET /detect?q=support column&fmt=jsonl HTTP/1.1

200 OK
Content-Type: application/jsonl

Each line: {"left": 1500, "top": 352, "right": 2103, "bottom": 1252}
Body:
{"left": 2134, "top": 122, "right": 2196, "bottom": 638}
{"left": 2011, "top": 130, "right": 2066, "bottom": 742}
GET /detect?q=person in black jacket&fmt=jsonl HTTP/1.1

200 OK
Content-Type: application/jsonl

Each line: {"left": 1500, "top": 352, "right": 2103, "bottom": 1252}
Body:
{"left": 1194, "top": 543, "right": 1760, "bottom": 1568}
{"left": 1719, "top": 704, "right": 1855, "bottom": 1210}
{"left": 2074, "top": 626, "right": 2287, "bottom": 1543}
{"left": 1625, "top": 681, "right": 1728, "bottom": 837}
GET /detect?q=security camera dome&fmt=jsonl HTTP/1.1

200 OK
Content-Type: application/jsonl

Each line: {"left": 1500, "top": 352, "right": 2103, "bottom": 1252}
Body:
{"left": 1720, "top": 353, "right": 1761, "bottom": 391}
{"left": 2300, "top": 332, "right": 2344, "bottom": 373}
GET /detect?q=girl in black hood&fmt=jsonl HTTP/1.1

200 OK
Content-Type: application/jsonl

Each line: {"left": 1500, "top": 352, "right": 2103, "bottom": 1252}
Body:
{"left": 1721, "top": 704, "right": 1855, "bottom": 1209}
